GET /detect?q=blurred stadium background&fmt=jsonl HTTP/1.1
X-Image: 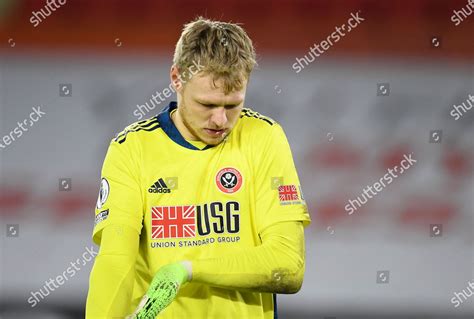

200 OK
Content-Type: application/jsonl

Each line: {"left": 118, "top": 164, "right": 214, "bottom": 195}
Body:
{"left": 0, "top": 0, "right": 473, "bottom": 318}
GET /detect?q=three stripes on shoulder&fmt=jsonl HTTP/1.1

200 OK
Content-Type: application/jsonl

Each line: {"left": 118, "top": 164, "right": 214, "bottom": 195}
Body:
{"left": 114, "top": 117, "right": 160, "bottom": 144}
{"left": 240, "top": 108, "right": 275, "bottom": 126}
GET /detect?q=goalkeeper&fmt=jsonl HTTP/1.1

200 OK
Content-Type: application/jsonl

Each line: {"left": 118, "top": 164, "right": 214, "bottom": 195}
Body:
{"left": 86, "top": 17, "right": 311, "bottom": 319}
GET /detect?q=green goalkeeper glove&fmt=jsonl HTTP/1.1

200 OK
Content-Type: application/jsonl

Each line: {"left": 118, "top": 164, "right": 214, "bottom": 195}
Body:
{"left": 128, "top": 262, "right": 190, "bottom": 319}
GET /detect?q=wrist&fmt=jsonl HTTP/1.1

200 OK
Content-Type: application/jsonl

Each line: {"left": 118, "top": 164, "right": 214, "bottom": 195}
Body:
{"left": 180, "top": 261, "right": 193, "bottom": 282}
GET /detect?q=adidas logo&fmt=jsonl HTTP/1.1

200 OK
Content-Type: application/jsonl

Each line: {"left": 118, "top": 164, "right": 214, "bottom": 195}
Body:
{"left": 148, "top": 178, "right": 171, "bottom": 193}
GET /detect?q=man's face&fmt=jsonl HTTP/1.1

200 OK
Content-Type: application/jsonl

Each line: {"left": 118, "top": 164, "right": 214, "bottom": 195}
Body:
{"left": 173, "top": 70, "right": 247, "bottom": 146}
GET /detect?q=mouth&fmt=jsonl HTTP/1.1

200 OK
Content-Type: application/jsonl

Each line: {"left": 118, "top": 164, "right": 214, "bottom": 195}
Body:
{"left": 204, "top": 128, "right": 226, "bottom": 137}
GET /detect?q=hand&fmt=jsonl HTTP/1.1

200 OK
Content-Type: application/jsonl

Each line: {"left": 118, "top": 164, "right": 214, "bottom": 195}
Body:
{"left": 128, "top": 262, "right": 190, "bottom": 319}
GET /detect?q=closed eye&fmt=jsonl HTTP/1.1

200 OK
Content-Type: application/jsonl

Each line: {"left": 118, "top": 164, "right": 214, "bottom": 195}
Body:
{"left": 198, "top": 102, "right": 216, "bottom": 108}
{"left": 198, "top": 102, "right": 240, "bottom": 109}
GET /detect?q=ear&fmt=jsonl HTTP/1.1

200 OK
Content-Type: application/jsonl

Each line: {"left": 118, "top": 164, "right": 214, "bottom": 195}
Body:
{"left": 170, "top": 65, "right": 183, "bottom": 92}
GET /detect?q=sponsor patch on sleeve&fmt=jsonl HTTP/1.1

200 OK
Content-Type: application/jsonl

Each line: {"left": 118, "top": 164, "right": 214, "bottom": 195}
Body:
{"left": 278, "top": 184, "right": 304, "bottom": 205}
{"left": 95, "top": 209, "right": 109, "bottom": 226}
{"left": 96, "top": 178, "right": 110, "bottom": 209}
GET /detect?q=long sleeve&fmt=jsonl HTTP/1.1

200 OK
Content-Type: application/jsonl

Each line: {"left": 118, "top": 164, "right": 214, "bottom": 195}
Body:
{"left": 190, "top": 221, "right": 306, "bottom": 294}
{"left": 85, "top": 224, "right": 139, "bottom": 318}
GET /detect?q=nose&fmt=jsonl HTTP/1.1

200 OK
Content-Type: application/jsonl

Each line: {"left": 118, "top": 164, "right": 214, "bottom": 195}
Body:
{"left": 210, "top": 107, "right": 227, "bottom": 128}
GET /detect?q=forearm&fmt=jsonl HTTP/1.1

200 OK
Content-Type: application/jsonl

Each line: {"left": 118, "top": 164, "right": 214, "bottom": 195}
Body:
{"left": 86, "top": 254, "right": 136, "bottom": 317}
{"left": 86, "top": 225, "right": 139, "bottom": 318}
{"left": 191, "top": 222, "right": 305, "bottom": 294}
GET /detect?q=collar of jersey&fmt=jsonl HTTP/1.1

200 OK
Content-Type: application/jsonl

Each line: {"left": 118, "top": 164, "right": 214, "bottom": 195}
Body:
{"left": 157, "top": 101, "right": 215, "bottom": 151}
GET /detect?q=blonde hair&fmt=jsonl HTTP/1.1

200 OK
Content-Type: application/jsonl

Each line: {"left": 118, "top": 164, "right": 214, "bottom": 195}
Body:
{"left": 173, "top": 17, "right": 257, "bottom": 94}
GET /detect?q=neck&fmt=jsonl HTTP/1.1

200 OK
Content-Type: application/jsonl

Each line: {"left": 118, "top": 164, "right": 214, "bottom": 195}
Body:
{"left": 171, "top": 108, "right": 196, "bottom": 141}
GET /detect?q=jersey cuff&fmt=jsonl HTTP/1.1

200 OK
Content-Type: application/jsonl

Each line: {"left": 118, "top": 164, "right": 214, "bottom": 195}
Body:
{"left": 258, "top": 213, "right": 311, "bottom": 234}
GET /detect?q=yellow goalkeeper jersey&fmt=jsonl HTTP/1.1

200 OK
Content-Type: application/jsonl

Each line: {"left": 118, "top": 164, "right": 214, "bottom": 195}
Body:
{"left": 92, "top": 101, "right": 311, "bottom": 318}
